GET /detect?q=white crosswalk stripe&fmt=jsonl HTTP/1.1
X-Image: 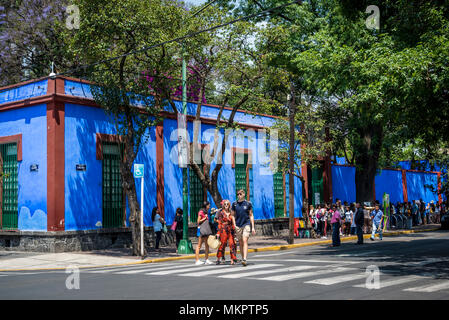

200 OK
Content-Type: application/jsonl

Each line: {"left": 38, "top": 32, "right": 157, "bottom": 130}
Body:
{"left": 253, "top": 267, "right": 356, "bottom": 282}
{"left": 305, "top": 273, "right": 368, "bottom": 285}
{"left": 114, "top": 264, "right": 193, "bottom": 274}
{"left": 403, "top": 280, "right": 449, "bottom": 293}
{"left": 179, "top": 264, "right": 281, "bottom": 277}
{"left": 84, "top": 263, "right": 190, "bottom": 274}
{"left": 147, "top": 264, "right": 232, "bottom": 276}
{"left": 353, "top": 275, "right": 422, "bottom": 289}
{"left": 217, "top": 265, "right": 318, "bottom": 279}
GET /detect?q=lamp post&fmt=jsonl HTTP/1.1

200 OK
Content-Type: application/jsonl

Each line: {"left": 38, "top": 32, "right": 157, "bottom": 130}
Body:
{"left": 177, "top": 47, "right": 194, "bottom": 254}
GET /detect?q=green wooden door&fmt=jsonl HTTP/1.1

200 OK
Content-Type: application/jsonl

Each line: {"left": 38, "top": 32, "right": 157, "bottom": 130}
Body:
{"left": 189, "top": 162, "right": 205, "bottom": 224}
{"left": 0, "top": 143, "right": 18, "bottom": 230}
{"left": 273, "top": 171, "right": 284, "bottom": 217}
{"left": 311, "top": 167, "right": 323, "bottom": 206}
{"left": 102, "top": 142, "right": 124, "bottom": 228}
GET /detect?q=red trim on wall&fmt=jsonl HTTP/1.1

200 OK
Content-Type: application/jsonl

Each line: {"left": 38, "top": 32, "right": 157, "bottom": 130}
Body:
{"left": 0, "top": 134, "right": 22, "bottom": 161}
{"left": 231, "top": 147, "right": 253, "bottom": 169}
{"left": 156, "top": 123, "right": 165, "bottom": 218}
{"left": 402, "top": 170, "right": 408, "bottom": 203}
{"left": 95, "top": 133, "right": 124, "bottom": 160}
{"left": 438, "top": 172, "right": 442, "bottom": 204}
{"left": 46, "top": 101, "right": 65, "bottom": 231}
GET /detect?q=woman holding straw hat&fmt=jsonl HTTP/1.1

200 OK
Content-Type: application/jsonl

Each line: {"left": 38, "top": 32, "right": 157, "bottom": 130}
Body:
{"left": 215, "top": 199, "right": 237, "bottom": 265}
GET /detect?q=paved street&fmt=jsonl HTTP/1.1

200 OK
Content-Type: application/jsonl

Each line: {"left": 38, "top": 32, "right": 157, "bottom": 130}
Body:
{"left": 0, "top": 230, "right": 448, "bottom": 300}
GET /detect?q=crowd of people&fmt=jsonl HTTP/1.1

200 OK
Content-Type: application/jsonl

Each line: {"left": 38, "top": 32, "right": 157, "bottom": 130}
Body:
{"left": 152, "top": 194, "right": 447, "bottom": 257}
{"left": 307, "top": 198, "right": 447, "bottom": 246}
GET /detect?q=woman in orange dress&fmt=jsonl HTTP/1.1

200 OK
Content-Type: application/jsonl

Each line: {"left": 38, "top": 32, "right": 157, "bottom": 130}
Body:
{"left": 215, "top": 199, "right": 237, "bottom": 265}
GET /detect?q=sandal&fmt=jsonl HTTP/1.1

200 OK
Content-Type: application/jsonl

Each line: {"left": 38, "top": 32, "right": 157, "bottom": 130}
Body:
{"left": 216, "top": 260, "right": 222, "bottom": 265}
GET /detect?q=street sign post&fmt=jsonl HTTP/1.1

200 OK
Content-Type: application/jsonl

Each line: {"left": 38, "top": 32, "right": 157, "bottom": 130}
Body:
{"left": 134, "top": 164, "right": 145, "bottom": 257}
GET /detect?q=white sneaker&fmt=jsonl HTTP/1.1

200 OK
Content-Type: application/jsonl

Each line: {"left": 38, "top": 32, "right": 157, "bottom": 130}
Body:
{"left": 204, "top": 259, "right": 213, "bottom": 265}
{"left": 195, "top": 260, "right": 204, "bottom": 265}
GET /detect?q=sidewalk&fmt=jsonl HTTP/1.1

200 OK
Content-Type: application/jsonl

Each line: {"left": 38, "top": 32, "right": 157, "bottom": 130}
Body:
{"left": 0, "top": 224, "right": 441, "bottom": 271}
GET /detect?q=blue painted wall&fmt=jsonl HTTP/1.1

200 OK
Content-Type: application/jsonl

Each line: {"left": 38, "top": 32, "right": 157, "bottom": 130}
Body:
{"left": 64, "top": 103, "right": 158, "bottom": 230}
{"left": 406, "top": 171, "right": 439, "bottom": 203}
{"left": 0, "top": 80, "right": 47, "bottom": 105}
{"left": 163, "top": 118, "right": 302, "bottom": 224}
{"left": 0, "top": 104, "right": 47, "bottom": 231}
{"left": 332, "top": 165, "right": 356, "bottom": 204}
{"left": 375, "top": 169, "right": 404, "bottom": 204}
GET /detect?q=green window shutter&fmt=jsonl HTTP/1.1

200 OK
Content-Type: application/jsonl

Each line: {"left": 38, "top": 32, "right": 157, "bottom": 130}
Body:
{"left": 235, "top": 152, "right": 249, "bottom": 199}
{"left": 189, "top": 162, "right": 205, "bottom": 224}
{"left": 102, "top": 142, "right": 124, "bottom": 228}
{"left": 0, "top": 143, "right": 18, "bottom": 230}
{"left": 273, "top": 171, "right": 284, "bottom": 218}
{"left": 311, "top": 167, "right": 323, "bottom": 206}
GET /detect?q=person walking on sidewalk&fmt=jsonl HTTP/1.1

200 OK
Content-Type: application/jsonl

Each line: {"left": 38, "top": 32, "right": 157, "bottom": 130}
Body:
{"left": 195, "top": 201, "right": 214, "bottom": 265}
{"left": 152, "top": 207, "right": 165, "bottom": 252}
{"left": 355, "top": 203, "right": 364, "bottom": 244}
{"left": 216, "top": 199, "right": 237, "bottom": 265}
{"left": 330, "top": 204, "right": 342, "bottom": 247}
{"left": 232, "top": 189, "right": 256, "bottom": 266}
{"left": 174, "top": 208, "right": 184, "bottom": 252}
{"left": 370, "top": 204, "right": 384, "bottom": 241}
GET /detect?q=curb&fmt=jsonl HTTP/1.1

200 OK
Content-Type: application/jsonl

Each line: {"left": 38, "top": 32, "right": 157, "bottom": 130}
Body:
{"left": 0, "top": 227, "right": 441, "bottom": 272}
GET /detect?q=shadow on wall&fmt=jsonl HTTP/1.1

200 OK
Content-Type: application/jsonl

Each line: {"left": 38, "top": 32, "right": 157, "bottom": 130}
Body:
{"left": 66, "top": 116, "right": 110, "bottom": 230}
{"left": 136, "top": 126, "right": 157, "bottom": 227}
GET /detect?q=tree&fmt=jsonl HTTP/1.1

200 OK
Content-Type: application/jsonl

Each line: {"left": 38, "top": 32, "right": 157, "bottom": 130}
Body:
{"left": 185, "top": 17, "right": 281, "bottom": 207}
{"left": 67, "top": 0, "right": 208, "bottom": 256}
{"left": 0, "top": 0, "right": 78, "bottom": 86}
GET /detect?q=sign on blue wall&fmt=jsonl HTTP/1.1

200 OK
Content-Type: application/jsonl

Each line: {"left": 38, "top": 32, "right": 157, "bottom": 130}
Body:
{"left": 134, "top": 164, "right": 144, "bottom": 178}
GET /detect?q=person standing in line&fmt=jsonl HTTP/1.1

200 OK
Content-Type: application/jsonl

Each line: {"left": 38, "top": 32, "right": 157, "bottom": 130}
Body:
{"left": 330, "top": 204, "right": 342, "bottom": 247}
{"left": 231, "top": 189, "right": 256, "bottom": 267}
{"left": 370, "top": 204, "right": 384, "bottom": 241}
{"left": 215, "top": 199, "right": 237, "bottom": 265}
{"left": 411, "top": 200, "right": 418, "bottom": 226}
{"left": 344, "top": 205, "right": 353, "bottom": 236}
{"left": 355, "top": 203, "right": 365, "bottom": 244}
{"left": 195, "top": 201, "right": 213, "bottom": 265}
{"left": 152, "top": 207, "right": 165, "bottom": 252}
{"left": 316, "top": 204, "right": 323, "bottom": 237}
{"left": 349, "top": 203, "right": 357, "bottom": 235}
{"left": 320, "top": 204, "right": 327, "bottom": 239}
{"left": 174, "top": 208, "right": 184, "bottom": 252}
{"left": 419, "top": 199, "right": 426, "bottom": 225}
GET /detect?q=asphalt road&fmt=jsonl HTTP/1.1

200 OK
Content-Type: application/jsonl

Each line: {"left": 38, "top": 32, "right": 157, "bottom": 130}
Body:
{"left": 1, "top": 230, "right": 449, "bottom": 300}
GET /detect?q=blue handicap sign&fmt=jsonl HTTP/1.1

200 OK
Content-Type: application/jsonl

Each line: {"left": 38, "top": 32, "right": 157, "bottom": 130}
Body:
{"left": 134, "top": 164, "right": 144, "bottom": 178}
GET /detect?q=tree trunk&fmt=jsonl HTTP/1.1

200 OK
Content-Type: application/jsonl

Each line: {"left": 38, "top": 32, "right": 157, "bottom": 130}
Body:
{"left": 354, "top": 124, "right": 383, "bottom": 205}
{"left": 120, "top": 118, "right": 145, "bottom": 257}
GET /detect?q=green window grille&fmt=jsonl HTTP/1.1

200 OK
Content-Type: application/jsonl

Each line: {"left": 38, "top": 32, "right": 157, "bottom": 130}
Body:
{"left": 102, "top": 142, "right": 124, "bottom": 228}
{"left": 189, "top": 161, "right": 205, "bottom": 224}
{"left": 273, "top": 171, "right": 284, "bottom": 218}
{"left": 234, "top": 152, "right": 252, "bottom": 201}
{"left": 0, "top": 143, "right": 18, "bottom": 230}
{"left": 311, "top": 167, "right": 323, "bottom": 206}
